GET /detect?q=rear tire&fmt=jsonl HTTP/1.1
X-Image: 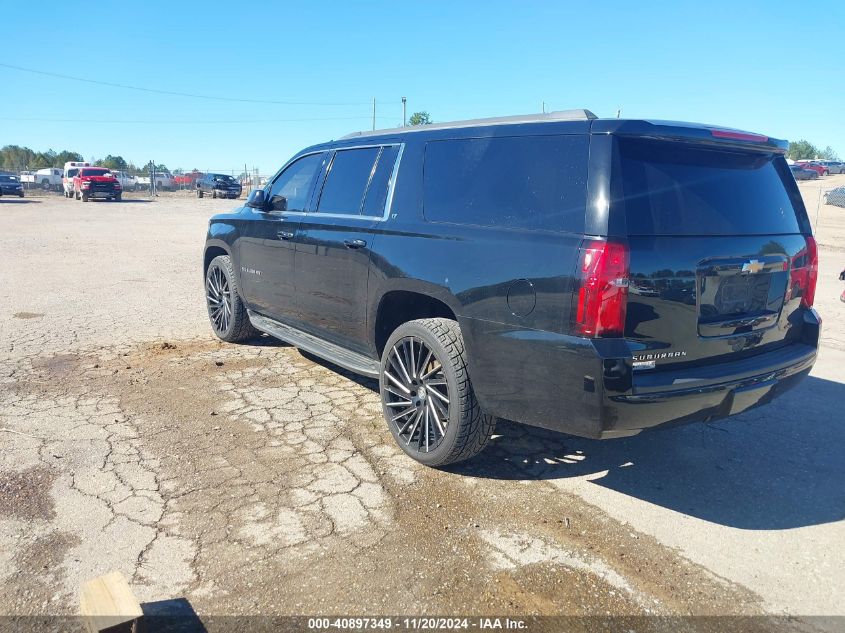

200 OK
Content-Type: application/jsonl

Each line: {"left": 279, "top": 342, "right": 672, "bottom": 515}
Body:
{"left": 380, "top": 318, "right": 495, "bottom": 467}
{"left": 205, "top": 255, "right": 259, "bottom": 343}
{"left": 212, "top": 190, "right": 217, "bottom": 199}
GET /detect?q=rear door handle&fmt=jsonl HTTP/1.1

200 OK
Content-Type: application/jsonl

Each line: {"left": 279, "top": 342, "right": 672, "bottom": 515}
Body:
{"left": 277, "top": 231, "right": 295, "bottom": 240}
{"left": 344, "top": 239, "right": 367, "bottom": 249}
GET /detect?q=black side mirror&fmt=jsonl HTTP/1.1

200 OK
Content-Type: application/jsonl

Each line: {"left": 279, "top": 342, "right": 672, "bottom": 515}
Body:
{"left": 269, "top": 194, "right": 287, "bottom": 212}
{"left": 246, "top": 189, "right": 269, "bottom": 210}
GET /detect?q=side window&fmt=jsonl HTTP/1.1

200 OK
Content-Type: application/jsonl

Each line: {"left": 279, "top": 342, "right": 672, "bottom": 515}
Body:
{"left": 316, "top": 147, "right": 380, "bottom": 214}
{"left": 362, "top": 146, "right": 400, "bottom": 217}
{"left": 268, "top": 153, "right": 324, "bottom": 212}
{"left": 423, "top": 135, "right": 589, "bottom": 233}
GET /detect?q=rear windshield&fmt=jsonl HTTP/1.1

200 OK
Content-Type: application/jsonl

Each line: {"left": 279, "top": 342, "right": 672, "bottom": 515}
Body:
{"left": 614, "top": 139, "right": 804, "bottom": 235}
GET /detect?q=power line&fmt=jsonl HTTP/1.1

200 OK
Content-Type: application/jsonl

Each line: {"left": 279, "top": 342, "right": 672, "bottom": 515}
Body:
{"left": 0, "top": 116, "right": 399, "bottom": 124}
{"left": 0, "top": 62, "right": 382, "bottom": 107}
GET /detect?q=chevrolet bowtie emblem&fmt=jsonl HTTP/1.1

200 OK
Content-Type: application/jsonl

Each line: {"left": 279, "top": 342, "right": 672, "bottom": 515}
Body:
{"left": 741, "top": 259, "right": 765, "bottom": 274}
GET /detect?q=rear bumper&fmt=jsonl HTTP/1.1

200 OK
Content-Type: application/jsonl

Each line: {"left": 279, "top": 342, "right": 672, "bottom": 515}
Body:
{"left": 462, "top": 309, "right": 820, "bottom": 440}
{"left": 601, "top": 342, "right": 816, "bottom": 438}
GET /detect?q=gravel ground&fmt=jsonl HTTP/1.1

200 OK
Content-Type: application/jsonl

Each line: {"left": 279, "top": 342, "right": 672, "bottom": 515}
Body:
{"left": 1, "top": 179, "right": 844, "bottom": 631}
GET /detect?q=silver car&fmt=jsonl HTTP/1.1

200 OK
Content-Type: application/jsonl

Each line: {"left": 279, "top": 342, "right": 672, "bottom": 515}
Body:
{"left": 818, "top": 160, "right": 845, "bottom": 175}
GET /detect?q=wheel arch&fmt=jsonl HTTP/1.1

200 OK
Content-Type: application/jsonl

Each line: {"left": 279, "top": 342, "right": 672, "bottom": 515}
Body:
{"left": 203, "top": 240, "right": 232, "bottom": 275}
{"left": 371, "top": 284, "right": 462, "bottom": 358}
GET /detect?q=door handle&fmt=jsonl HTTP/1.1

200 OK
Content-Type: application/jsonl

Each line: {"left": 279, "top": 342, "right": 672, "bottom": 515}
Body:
{"left": 277, "top": 231, "right": 295, "bottom": 240}
{"left": 344, "top": 239, "right": 367, "bottom": 249}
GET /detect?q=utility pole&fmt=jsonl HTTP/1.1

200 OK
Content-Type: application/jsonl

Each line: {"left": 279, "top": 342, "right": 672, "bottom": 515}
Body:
{"left": 402, "top": 97, "right": 407, "bottom": 127}
{"left": 542, "top": 101, "right": 546, "bottom": 113}
{"left": 372, "top": 98, "right": 376, "bottom": 131}
{"left": 616, "top": 109, "right": 621, "bottom": 119}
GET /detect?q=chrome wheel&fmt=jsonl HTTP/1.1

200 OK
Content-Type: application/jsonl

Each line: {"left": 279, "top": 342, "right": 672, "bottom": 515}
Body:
{"left": 382, "top": 336, "right": 450, "bottom": 453}
{"left": 206, "top": 265, "right": 232, "bottom": 334}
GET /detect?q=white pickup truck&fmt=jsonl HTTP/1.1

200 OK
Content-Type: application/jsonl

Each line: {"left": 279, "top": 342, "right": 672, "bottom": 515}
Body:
{"left": 137, "top": 171, "right": 176, "bottom": 192}
{"left": 111, "top": 171, "right": 138, "bottom": 191}
{"left": 21, "top": 168, "right": 63, "bottom": 190}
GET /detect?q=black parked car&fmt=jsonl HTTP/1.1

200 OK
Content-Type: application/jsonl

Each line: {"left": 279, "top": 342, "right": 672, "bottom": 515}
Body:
{"left": 203, "top": 110, "right": 820, "bottom": 466}
{"left": 789, "top": 164, "right": 818, "bottom": 181}
{"left": 197, "top": 173, "right": 242, "bottom": 199}
{"left": 0, "top": 175, "right": 24, "bottom": 197}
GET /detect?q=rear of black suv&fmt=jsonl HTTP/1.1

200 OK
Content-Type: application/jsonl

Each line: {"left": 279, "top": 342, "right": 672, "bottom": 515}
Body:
{"left": 203, "top": 112, "right": 820, "bottom": 466}
{"left": 572, "top": 121, "right": 819, "bottom": 438}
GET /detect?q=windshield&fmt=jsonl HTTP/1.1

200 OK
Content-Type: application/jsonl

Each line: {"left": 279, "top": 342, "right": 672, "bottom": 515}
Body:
{"left": 81, "top": 168, "right": 111, "bottom": 177}
{"left": 0, "top": 175, "right": 18, "bottom": 182}
{"left": 213, "top": 174, "right": 235, "bottom": 182}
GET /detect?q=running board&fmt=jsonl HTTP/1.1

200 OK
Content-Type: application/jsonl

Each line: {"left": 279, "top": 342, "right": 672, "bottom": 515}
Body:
{"left": 248, "top": 311, "right": 380, "bottom": 379}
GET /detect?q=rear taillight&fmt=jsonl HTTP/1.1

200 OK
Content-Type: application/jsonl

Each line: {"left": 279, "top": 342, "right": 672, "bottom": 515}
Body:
{"left": 710, "top": 129, "right": 769, "bottom": 143}
{"left": 572, "top": 239, "right": 630, "bottom": 337}
{"left": 802, "top": 236, "right": 818, "bottom": 308}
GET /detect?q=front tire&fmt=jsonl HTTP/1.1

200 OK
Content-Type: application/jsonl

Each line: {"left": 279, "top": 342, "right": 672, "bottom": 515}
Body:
{"left": 205, "top": 255, "right": 259, "bottom": 343}
{"left": 212, "top": 189, "right": 217, "bottom": 199}
{"left": 380, "top": 318, "right": 495, "bottom": 467}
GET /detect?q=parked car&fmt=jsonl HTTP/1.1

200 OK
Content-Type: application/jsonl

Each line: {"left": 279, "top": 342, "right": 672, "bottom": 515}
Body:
{"left": 824, "top": 186, "right": 845, "bottom": 208}
{"left": 196, "top": 173, "right": 242, "bottom": 199}
{"left": 817, "top": 160, "right": 845, "bottom": 175}
{"left": 0, "top": 174, "right": 25, "bottom": 197}
{"left": 790, "top": 164, "right": 818, "bottom": 180}
{"left": 111, "top": 170, "right": 138, "bottom": 191}
{"left": 797, "top": 161, "right": 828, "bottom": 176}
{"left": 72, "top": 167, "right": 121, "bottom": 202}
{"left": 63, "top": 161, "right": 91, "bottom": 198}
{"left": 202, "top": 111, "right": 820, "bottom": 466}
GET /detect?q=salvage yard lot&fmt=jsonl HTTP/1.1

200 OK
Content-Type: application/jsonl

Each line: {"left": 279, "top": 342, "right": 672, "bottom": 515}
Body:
{"left": 1, "top": 178, "right": 844, "bottom": 629}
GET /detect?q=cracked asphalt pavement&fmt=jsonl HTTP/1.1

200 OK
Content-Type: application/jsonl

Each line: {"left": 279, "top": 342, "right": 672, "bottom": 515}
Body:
{"left": 1, "top": 185, "right": 844, "bottom": 631}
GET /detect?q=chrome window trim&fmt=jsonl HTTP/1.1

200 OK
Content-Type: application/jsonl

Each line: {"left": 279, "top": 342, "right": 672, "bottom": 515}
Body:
{"left": 270, "top": 143, "right": 404, "bottom": 222}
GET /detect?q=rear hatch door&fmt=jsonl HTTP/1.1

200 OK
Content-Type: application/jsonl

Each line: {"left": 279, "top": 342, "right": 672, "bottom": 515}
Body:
{"left": 612, "top": 136, "right": 814, "bottom": 372}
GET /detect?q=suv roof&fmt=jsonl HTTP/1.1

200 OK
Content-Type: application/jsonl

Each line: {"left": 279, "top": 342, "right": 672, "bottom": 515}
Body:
{"left": 341, "top": 109, "right": 598, "bottom": 139}
{"left": 336, "top": 110, "right": 787, "bottom": 154}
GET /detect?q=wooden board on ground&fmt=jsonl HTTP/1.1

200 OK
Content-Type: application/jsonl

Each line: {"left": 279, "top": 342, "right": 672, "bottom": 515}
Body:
{"left": 79, "top": 571, "right": 143, "bottom": 633}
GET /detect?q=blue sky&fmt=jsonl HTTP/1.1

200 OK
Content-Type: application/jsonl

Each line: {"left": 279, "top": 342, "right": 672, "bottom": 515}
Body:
{"left": 1, "top": 1, "right": 842, "bottom": 174}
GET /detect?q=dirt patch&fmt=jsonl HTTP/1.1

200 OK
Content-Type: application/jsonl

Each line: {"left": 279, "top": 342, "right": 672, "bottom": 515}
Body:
{"left": 12, "top": 338, "right": 775, "bottom": 621}
{"left": 0, "top": 466, "right": 57, "bottom": 521}
{"left": 12, "top": 312, "right": 44, "bottom": 320}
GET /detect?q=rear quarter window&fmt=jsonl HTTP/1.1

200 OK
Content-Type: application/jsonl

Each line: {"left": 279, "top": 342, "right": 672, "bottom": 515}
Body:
{"left": 615, "top": 139, "right": 805, "bottom": 235}
{"left": 423, "top": 134, "right": 589, "bottom": 233}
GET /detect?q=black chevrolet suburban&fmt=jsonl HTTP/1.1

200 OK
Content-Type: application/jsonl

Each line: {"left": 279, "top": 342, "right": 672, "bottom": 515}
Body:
{"left": 203, "top": 110, "right": 820, "bottom": 466}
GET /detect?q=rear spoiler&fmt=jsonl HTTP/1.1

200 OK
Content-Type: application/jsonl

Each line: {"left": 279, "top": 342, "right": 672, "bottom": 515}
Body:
{"left": 591, "top": 119, "right": 788, "bottom": 154}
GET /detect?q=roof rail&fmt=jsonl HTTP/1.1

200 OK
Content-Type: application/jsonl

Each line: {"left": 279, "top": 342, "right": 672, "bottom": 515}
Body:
{"left": 340, "top": 109, "right": 597, "bottom": 139}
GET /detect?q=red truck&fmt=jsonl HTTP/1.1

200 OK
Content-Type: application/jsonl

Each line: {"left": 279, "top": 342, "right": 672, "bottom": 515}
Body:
{"left": 796, "top": 161, "right": 829, "bottom": 177}
{"left": 72, "top": 167, "right": 122, "bottom": 202}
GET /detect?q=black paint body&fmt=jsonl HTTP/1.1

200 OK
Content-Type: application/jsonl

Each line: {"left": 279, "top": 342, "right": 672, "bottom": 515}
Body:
{"left": 204, "top": 117, "right": 819, "bottom": 439}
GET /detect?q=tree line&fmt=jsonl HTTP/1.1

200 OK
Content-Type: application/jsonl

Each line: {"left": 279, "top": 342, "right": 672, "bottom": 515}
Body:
{"left": 1, "top": 113, "right": 437, "bottom": 175}
{"left": 786, "top": 140, "right": 839, "bottom": 161}
{"left": 1, "top": 145, "right": 169, "bottom": 174}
